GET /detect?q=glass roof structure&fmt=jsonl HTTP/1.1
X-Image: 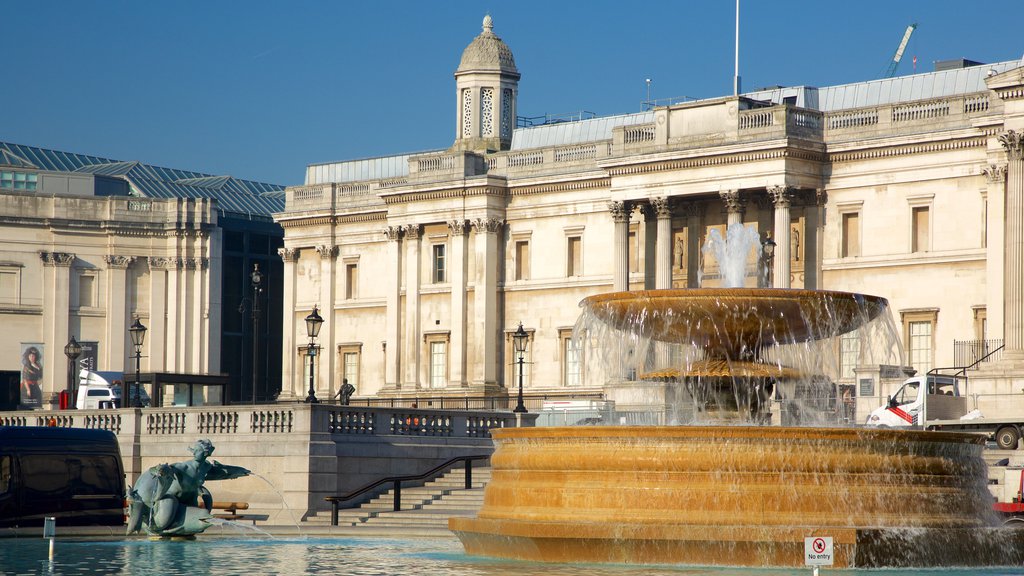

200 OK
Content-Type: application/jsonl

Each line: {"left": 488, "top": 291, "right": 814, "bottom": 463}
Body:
{"left": 0, "top": 142, "right": 285, "bottom": 220}
{"left": 306, "top": 58, "right": 1023, "bottom": 186}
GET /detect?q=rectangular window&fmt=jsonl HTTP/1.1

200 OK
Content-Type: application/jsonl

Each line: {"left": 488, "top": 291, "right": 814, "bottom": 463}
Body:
{"left": 514, "top": 240, "right": 530, "bottom": 281}
{"left": 343, "top": 351, "right": 359, "bottom": 390}
{"left": 909, "top": 321, "right": 933, "bottom": 375}
{"left": 912, "top": 206, "right": 929, "bottom": 253}
{"left": 567, "top": 236, "right": 582, "bottom": 277}
{"left": 430, "top": 341, "right": 447, "bottom": 388}
{"left": 0, "top": 270, "right": 18, "bottom": 304}
{"left": 78, "top": 275, "right": 95, "bottom": 308}
{"left": 432, "top": 244, "right": 446, "bottom": 283}
{"left": 842, "top": 212, "right": 860, "bottom": 257}
{"left": 345, "top": 264, "right": 357, "bottom": 299}
{"left": 563, "top": 335, "right": 581, "bottom": 387}
{"left": 840, "top": 333, "right": 859, "bottom": 380}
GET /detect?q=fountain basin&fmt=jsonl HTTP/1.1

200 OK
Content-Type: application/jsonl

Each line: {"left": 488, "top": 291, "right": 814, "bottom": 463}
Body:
{"left": 450, "top": 426, "right": 1024, "bottom": 568}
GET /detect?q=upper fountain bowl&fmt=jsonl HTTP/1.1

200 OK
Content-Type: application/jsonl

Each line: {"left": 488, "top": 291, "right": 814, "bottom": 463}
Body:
{"left": 581, "top": 288, "right": 889, "bottom": 355}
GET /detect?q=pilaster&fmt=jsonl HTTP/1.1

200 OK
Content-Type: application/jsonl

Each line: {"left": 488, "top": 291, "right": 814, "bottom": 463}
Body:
{"left": 316, "top": 244, "right": 339, "bottom": 397}
{"left": 40, "top": 251, "right": 74, "bottom": 403}
{"left": 472, "top": 218, "right": 503, "bottom": 388}
{"left": 448, "top": 220, "right": 469, "bottom": 387}
{"left": 383, "top": 227, "right": 403, "bottom": 389}
{"left": 103, "top": 255, "right": 134, "bottom": 371}
{"left": 680, "top": 203, "right": 703, "bottom": 288}
{"left": 984, "top": 165, "right": 1007, "bottom": 342}
{"left": 146, "top": 257, "right": 173, "bottom": 372}
{"left": 402, "top": 225, "right": 421, "bottom": 389}
{"left": 278, "top": 247, "right": 300, "bottom": 398}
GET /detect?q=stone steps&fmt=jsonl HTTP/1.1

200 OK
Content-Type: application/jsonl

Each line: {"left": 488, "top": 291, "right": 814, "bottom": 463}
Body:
{"left": 307, "top": 467, "right": 489, "bottom": 528}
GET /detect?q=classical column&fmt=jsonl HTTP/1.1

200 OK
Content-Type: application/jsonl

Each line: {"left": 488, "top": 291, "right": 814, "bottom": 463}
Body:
{"left": 984, "top": 165, "right": 1007, "bottom": 343}
{"left": 402, "top": 225, "right": 421, "bottom": 388}
{"left": 681, "top": 203, "right": 703, "bottom": 288}
{"left": 720, "top": 190, "right": 745, "bottom": 228}
{"left": 182, "top": 257, "right": 199, "bottom": 372}
{"left": 103, "top": 255, "right": 134, "bottom": 371}
{"left": 768, "top": 185, "right": 793, "bottom": 289}
{"left": 40, "top": 251, "right": 74, "bottom": 403}
{"left": 999, "top": 130, "right": 1024, "bottom": 355}
{"left": 651, "top": 197, "right": 673, "bottom": 289}
{"left": 316, "top": 244, "right": 338, "bottom": 396}
{"left": 205, "top": 229, "right": 223, "bottom": 375}
{"left": 472, "top": 218, "right": 502, "bottom": 388}
{"left": 609, "top": 201, "right": 631, "bottom": 292}
{"left": 448, "top": 220, "right": 468, "bottom": 387}
{"left": 147, "top": 257, "right": 173, "bottom": 372}
{"left": 277, "top": 248, "right": 300, "bottom": 398}
{"left": 383, "top": 226, "right": 403, "bottom": 389}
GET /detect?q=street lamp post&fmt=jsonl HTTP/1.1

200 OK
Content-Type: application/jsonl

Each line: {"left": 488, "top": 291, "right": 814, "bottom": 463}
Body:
{"left": 304, "top": 305, "right": 324, "bottom": 404}
{"left": 64, "top": 336, "right": 82, "bottom": 410}
{"left": 760, "top": 233, "right": 777, "bottom": 288}
{"left": 512, "top": 323, "right": 529, "bottom": 413}
{"left": 250, "top": 263, "right": 263, "bottom": 404}
{"left": 128, "top": 318, "right": 147, "bottom": 408}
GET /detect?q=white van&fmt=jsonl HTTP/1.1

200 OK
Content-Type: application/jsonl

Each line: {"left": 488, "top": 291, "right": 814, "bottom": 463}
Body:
{"left": 76, "top": 370, "right": 150, "bottom": 409}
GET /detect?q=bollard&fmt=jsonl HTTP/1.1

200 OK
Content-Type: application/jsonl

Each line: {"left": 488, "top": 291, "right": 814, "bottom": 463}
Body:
{"left": 43, "top": 517, "right": 55, "bottom": 561}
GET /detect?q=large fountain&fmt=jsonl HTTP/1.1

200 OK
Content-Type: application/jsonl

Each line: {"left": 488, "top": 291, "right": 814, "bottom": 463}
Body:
{"left": 450, "top": 223, "right": 1024, "bottom": 568}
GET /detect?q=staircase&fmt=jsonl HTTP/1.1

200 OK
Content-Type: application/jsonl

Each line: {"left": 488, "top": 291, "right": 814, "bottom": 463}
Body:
{"left": 984, "top": 449, "right": 1022, "bottom": 503}
{"left": 306, "top": 466, "right": 490, "bottom": 532}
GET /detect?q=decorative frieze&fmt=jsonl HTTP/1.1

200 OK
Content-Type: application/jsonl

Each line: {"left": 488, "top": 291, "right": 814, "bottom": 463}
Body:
{"left": 984, "top": 164, "right": 1008, "bottom": 184}
{"left": 471, "top": 218, "right": 503, "bottom": 234}
{"left": 103, "top": 255, "right": 136, "bottom": 269}
{"left": 608, "top": 200, "right": 631, "bottom": 224}
{"left": 39, "top": 251, "right": 75, "bottom": 267}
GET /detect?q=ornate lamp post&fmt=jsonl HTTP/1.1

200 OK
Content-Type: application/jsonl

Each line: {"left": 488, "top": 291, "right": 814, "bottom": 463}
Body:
{"left": 250, "top": 263, "right": 263, "bottom": 404}
{"left": 304, "top": 305, "right": 323, "bottom": 404}
{"left": 64, "top": 336, "right": 82, "bottom": 410}
{"left": 512, "top": 323, "right": 529, "bottom": 413}
{"left": 760, "top": 234, "right": 777, "bottom": 288}
{"left": 128, "top": 318, "right": 147, "bottom": 408}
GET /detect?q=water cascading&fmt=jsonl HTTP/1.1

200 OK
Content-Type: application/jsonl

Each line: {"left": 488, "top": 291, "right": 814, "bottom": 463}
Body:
{"left": 450, "top": 222, "right": 1024, "bottom": 568}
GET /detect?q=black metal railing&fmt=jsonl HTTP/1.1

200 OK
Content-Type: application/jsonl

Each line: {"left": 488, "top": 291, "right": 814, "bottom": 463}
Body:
{"left": 325, "top": 454, "right": 490, "bottom": 526}
{"left": 953, "top": 339, "right": 1004, "bottom": 368}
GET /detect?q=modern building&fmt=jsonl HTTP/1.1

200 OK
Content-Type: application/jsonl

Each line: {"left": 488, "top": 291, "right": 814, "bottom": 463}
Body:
{"left": 275, "top": 16, "right": 1024, "bottom": 414}
{"left": 0, "top": 143, "right": 286, "bottom": 409}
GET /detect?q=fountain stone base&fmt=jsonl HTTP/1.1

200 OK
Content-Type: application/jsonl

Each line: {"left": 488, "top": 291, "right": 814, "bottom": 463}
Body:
{"left": 450, "top": 426, "right": 1024, "bottom": 568}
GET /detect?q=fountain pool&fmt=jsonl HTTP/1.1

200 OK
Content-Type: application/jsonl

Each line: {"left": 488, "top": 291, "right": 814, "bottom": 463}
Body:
{"left": 2, "top": 535, "right": 1023, "bottom": 576}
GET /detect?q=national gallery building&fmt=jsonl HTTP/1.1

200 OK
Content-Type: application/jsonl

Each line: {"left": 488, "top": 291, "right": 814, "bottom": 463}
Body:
{"left": 276, "top": 17, "right": 1024, "bottom": 411}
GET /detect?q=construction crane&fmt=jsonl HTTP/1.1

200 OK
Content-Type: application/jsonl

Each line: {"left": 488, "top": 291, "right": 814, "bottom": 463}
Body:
{"left": 884, "top": 23, "right": 918, "bottom": 78}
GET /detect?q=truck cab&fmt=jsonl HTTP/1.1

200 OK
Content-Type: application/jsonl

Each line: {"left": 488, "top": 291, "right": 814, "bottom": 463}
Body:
{"left": 76, "top": 370, "right": 149, "bottom": 409}
{"left": 866, "top": 375, "right": 964, "bottom": 428}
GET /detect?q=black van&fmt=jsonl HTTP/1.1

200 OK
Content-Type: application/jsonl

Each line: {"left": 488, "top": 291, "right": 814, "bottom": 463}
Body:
{"left": 0, "top": 426, "right": 125, "bottom": 527}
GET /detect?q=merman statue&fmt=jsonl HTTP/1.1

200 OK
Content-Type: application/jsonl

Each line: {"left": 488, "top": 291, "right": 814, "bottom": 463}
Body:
{"left": 126, "top": 439, "right": 251, "bottom": 537}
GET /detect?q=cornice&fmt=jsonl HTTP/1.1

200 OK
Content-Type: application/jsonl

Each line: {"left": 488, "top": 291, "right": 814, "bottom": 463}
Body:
{"left": 603, "top": 145, "right": 823, "bottom": 177}
{"left": 511, "top": 177, "right": 609, "bottom": 197}
{"left": 381, "top": 185, "right": 507, "bottom": 205}
{"left": 278, "top": 212, "right": 387, "bottom": 229}
{"left": 828, "top": 135, "right": 986, "bottom": 163}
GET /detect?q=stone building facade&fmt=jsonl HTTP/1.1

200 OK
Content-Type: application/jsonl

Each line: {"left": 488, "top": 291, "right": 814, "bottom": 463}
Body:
{"left": 275, "top": 17, "right": 1024, "bottom": 411}
{"left": 0, "top": 147, "right": 286, "bottom": 408}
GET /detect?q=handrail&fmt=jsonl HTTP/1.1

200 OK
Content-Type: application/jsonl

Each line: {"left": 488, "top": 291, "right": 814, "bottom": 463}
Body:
{"left": 325, "top": 454, "right": 490, "bottom": 526}
{"left": 927, "top": 343, "right": 1006, "bottom": 379}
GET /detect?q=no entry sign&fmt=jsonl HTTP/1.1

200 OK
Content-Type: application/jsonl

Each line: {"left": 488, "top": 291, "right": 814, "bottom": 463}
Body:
{"left": 804, "top": 536, "right": 834, "bottom": 566}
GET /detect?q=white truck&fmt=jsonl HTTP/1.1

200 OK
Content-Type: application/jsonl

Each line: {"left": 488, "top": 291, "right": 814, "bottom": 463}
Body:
{"left": 76, "top": 370, "right": 150, "bottom": 409}
{"left": 866, "top": 373, "right": 1024, "bottom": 449}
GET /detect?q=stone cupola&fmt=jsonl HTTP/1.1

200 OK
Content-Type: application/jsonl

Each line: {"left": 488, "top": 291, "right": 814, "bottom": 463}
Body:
{"left": 452, "top": 15, "right": 520, "bottom": 153}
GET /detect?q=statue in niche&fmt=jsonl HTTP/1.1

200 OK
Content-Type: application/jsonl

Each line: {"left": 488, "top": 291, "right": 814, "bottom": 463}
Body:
{"left": 126, "top": 439, "right": 250, "bottom": 537}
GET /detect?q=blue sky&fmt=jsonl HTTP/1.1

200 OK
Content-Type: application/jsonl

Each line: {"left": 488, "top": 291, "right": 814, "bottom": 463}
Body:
{"left": 4, "top": 1, "right": 1024, "bottom": 186}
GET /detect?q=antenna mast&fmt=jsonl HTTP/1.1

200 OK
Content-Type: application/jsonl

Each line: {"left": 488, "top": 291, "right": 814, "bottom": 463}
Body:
{"left": 733, "top": 0, "right": 741, "bottom": 95}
